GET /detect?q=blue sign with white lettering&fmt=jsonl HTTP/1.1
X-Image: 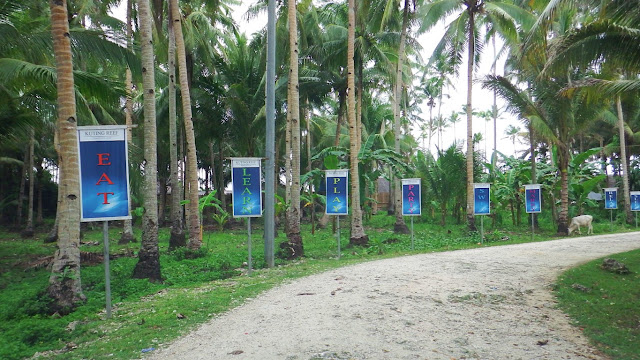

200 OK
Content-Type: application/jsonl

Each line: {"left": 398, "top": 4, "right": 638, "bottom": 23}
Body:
{"left": 631, "top": 192, "right": 640, "bottom": 211}
{"left": 604, "top": 188, "right": 617, "bottom": 210}
{"left": 473, "top": 183, "right": 490, "bottom": 215}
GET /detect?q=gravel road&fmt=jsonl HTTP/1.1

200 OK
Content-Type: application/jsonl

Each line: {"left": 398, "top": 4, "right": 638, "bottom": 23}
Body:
{"left": 147, "top": 232, "right": 640, "bottom": 360}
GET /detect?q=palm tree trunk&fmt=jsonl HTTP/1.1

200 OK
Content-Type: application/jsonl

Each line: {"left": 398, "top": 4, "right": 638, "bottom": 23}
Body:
{"left": 616, "top": 97, "right": 633, "bottom": 224}
{"left": 393, "top": 0, "right": 410, "bottom": 234}
{"left": 45, "top": 186, "right": 61, "bottom": 243}
{"left": 120, "top": 0, "right": 136, "bottom": 244}
{"left": 428, "top": 103, "right": 433, "bottom": 151}
{"left": 334, "top": 93, "right": 346, "bottom": 146}
{"left": 491, "top": 36, "right": 498, "bottom": 168}
{"left": 36, "top": 162, "right": 44, "bottom": 225}
{"left": 557, "top": 145, "right": 569, "bottom": 235}
{"left": 305, "top": 99, "right": 315, "bottom": 234}
{"left": 47, "top": 0, "right": 86, "bottom": 313}
{"left": 347, "top": 0, "right": 368, "bottom": 246}
{"left": 132, "top": 0, "right": 162, "bottom": 282}
{"left": 283, "top": 0, "right": 304, "bottom": 259}
{"left": 23, "top": 128, "right": 35, "bottom": 237}
{"left": 17, "top": 144, "right": 27, "bottom": 227}
{"left": 465, "top": 5, "right": 476, "bottom": 231}
{"left": 170, "top": 0, "right": 201, "bottom": 249}
{"left": 167, "top": 0, "right": 185, "bottom": 250}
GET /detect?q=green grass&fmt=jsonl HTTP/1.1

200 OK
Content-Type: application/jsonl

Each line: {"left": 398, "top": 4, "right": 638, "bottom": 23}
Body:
{"left": 555, "top": 249, "right": 640, "bottom": 360}
{"left": 0, "top": 212, "right": 638, "bottom": 360}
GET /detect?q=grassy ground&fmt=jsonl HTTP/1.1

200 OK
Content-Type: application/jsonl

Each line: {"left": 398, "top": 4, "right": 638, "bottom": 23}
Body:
{"left": 555, "top": 249, "right": 640, "bottom": 360}
{"left": 0, "top": 212, "right": 638, "bottom": 360}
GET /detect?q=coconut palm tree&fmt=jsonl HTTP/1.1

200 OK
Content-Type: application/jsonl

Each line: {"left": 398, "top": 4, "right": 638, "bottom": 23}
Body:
{"left": 120, "top": 0, "right": 136, "bottom": 245}
{"left": 483, "top": 73, "right": 605, "bottom": 234}
{"left": 132, "top": 0, "right": 162, "bottom": 281}
{"left": 534, "top": 0, "right": 640, "bottom": 224}
{"left": 169, "top": 0, "right": 201, "bottom": 250}
{"left": 47, "top": 0, "right": 86, "bottom": 313}
{"left": 419, "top": 0, "right": 531, "bottom": 230}
{"left": 347, "top": 0, "right": 368, "bottom": 246}
{"left": 391, "top": 0, "right": 413, "bottom": 234}
{"left": 167, "top": 0, "right": 185, "bottom": 250}
{"left": 282, "top": 0, "right": 304, "bottom": 258}
{"left": 504, "top": 124, "right": 522, "bottom": 147}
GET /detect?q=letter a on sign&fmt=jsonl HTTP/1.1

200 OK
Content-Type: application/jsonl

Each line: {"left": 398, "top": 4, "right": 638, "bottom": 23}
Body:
{"left": 326, "top": 169, "right": 348, "bottom": 215}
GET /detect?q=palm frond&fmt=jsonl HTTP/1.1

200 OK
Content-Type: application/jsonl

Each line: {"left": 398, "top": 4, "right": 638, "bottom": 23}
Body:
{"left": 417, "top": 0, "right": 462, "bottom": 34}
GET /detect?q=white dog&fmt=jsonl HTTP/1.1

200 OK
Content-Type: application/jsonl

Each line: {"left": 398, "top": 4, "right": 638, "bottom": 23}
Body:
{"left": 568, "top": 215, "right": 593, "bottom": 235}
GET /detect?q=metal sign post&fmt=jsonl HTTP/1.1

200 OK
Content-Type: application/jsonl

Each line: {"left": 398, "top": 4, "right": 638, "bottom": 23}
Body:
{"left": 326, "top": 170, "right": 349, "bottom": 259}
{"left": 77, "top": 126, "right": 132, "bottom": 319}
{"left": 402, "top": 179, "right": 421, "bottom": 251}
{"left": 247, "top": 218, "right": 252, "bottom": 275}
{"left": 473, "top": 183, "right": 491, "bottom": 244}
{"left": 103, "top": 221, "right": 111, "bottom": 318}
{"left": 524, "top": 184, "right": 542, "bottom": 242}
{"left": 231, "top": 158, "right": 263, "bottom": 275}
{"left": 336, "top": 216, "right": 341, "bottom": 260}
{"left": 604, "top": 187, "right": 618, "bottom": 232}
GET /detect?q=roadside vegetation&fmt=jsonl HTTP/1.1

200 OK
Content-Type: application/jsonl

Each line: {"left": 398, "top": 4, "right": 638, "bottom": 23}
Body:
{"left": 555, "top": 249, "right": 640, "bottom": 360}
{"left": 1, "top": 211, "right": 638, "bottom": 360}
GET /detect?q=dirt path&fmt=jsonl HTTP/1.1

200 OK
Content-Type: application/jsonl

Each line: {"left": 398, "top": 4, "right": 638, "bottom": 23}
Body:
{"left": 147, "top": 232, "right": 640, "bottom": 360}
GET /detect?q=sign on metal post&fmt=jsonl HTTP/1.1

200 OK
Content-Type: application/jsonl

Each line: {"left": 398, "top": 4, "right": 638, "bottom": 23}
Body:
{"left": 604, "top": 188, "right": 618, "bottom": 210}
{"left": 474, "top": 183, "right": 490, "bottom": 244}
{"left": 401, "top": 179, "right": 421, "bottom": 216}
{"left": 525, "top": 184, "right": 541, "bottom": 242}
{"left": 524, "top": 184, "right": 542, "bottom": 213}
{"left": 604, "top": 187, "right": 617, "bottom": 231}
{"left": 402, "top": 178, "right": 421, "bottom": 250}
{"left": 77, "top": 126, "right": 132, "bottom": 222}
{"left": 326, "top": 170, "right": 348, "bottom": 259}
{"left": 231, "top": 158, "right": 263, "bottom": 275}
{"left": 77, "top": 125, "right": 132, "bottom": 319}
{"left": 231, "top": 158, "right": 263, "bottom": 218}
{"left": 325, "top": 170, "right": 349, "bottom": 215}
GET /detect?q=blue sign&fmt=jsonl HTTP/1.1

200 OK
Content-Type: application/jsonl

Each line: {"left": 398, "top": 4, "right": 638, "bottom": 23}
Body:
{"left": 77, "top": 126, "right": 131, "bottom": 222}
{"left": 473, "top": 183, "right": 490, "bottom": 215}
{"left": 524, "top": 184, "right": 542, "bottom": 213}
{"left": 231, "top": 158, "right": 262, "bottom": 217}
{"left": 604, "top": 188, "right": 617, "bottom": 210}
{"left": 326, "top": 170, "right": 348, "bottom": 215}
{"left": 402, "top": 178, "right": 421, "bottom": 216}
{"left": 631, "top": 191, "right": 640, "bottom": 211}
